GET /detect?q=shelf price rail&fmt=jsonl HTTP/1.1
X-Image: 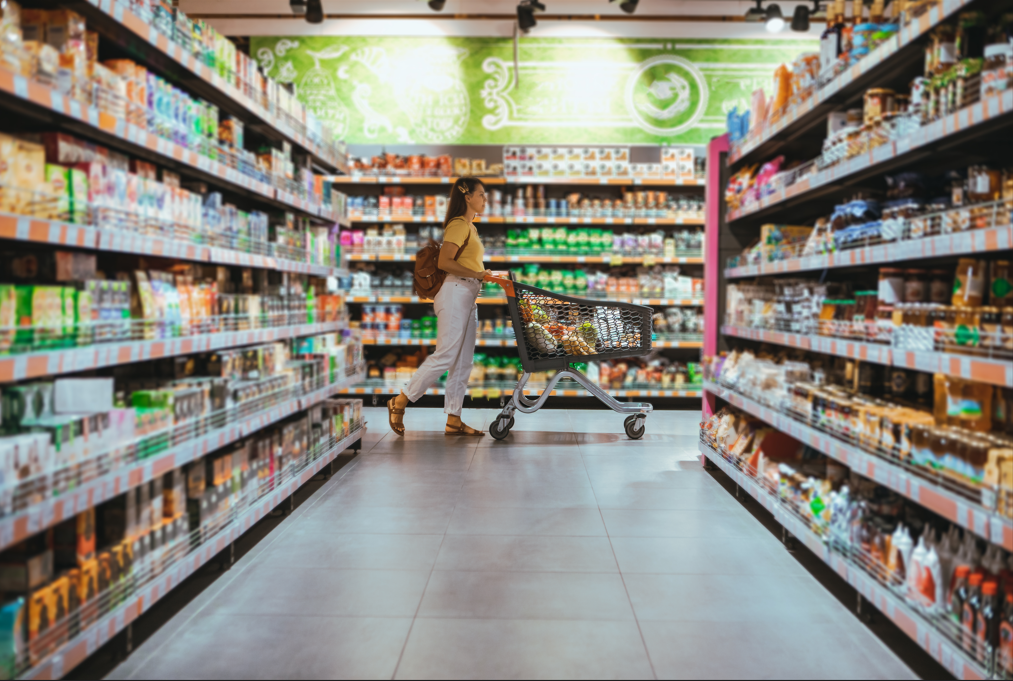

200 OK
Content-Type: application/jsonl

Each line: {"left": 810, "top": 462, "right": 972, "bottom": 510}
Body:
{"left": 0, "top": 320, "right": 343, "bottom": 384}
{"left": 702, "top": 381, "right": 1013, "bottom": 548}
{"left": 721, "top": 325, "right": 1013, "bottom": 389}
{"left": 724, "top": 224, "right": 1013, "bottom": 279}
{"left": 80, "top": 0, "right": 344, "bottom": 171}
{"left": 727, "top": 0, "right": 973, "bottom": 166}
{"left": 349, "top": 294, "right": 704, "bottom": 307}
{"left": 21, "top": 424, "right": 367, "bottom": 681}
{"left": 0, "top": 212, "right": 337, "bottom": 277}
{"left": 697, "top": 440, "right": 989, "bottom": 681}
{"left": 0, "top": 67, "right": 338, "bottom": 221}
{"left": 726, "top": 89, "right": 1013, "bottom": 223}
{"left": 0, "top": 368, "right": 365, "bottom": 555}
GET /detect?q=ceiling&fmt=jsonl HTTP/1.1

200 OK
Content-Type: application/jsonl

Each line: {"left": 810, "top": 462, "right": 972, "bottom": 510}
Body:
{"left": 183, "top": 0, "right": 824, "bottom": 38}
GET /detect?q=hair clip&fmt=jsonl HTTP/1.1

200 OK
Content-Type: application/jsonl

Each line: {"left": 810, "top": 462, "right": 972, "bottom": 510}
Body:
{"left": 458, "top": 184, "right": 468, "bottom": 194}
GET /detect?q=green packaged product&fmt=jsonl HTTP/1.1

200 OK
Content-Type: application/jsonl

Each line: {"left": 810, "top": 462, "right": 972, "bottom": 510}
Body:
{"left": 68, "top": 167, "right": 89, "bottom": 225}
{"left": 0, "top": 285, "right": 15, "bottom": 353}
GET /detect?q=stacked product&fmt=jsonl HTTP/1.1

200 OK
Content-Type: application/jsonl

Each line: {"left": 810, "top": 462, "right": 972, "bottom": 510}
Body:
{"left": 705, "top": 349, "right": 1013, "bottom": 515}
{"left": 504, "top": 146, "right": 703, "bottom": 182}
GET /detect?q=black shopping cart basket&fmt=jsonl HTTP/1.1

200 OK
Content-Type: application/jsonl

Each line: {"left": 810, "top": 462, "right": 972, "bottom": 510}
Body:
{"left": 484, "top": 273, "right": 654, "bottom": 440}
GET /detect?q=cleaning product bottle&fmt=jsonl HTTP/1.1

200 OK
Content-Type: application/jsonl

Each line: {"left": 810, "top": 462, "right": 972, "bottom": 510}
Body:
{"left": 963, "top": 572, "right": 984, "bottom": 651}
{"left": 921, "top": 541, "right": 943, "bottom": 614}
{"left": 951, "top": 565, "right": 971, "bottom": 624}
{"left": 978, "top": 580, "right": 1001, "bottom": 656}
{"left": 999, "top": 592, "right": 1013, "bottom": 676}
{"left": 894, "top": 524, "right": 913, "bottom": 586}
{"left": 909, "top": 535, "right": 927, "bottom": 603}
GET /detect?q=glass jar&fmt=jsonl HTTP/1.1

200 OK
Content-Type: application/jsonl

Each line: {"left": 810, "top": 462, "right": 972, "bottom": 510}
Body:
{"left": 904, "top": 269, "right": 928, "bottom": 302}
{"left": 981, "top": 43, "right": 1012, "bottom": 99}
{"left": 864, "top": 88, "right": 895, "bottom": 125}
{"left": 930, "top": 269, "right": 951, "bottom": 303}
{"left": 968, "top": 165, "right": 1001, "bottom": 203}
{"left": 990, "top": 260, "right": 1012, "bottom": 306}
{"left": 1001, "top": 307, "right": 1013, "bottom": 350}
{"left": 980, "top": 306, "right": 1001, "bottom": 352}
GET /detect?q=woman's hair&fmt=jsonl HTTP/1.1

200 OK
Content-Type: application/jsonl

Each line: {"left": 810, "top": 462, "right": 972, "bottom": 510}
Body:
{"left": 441, "top": 177, "right": 485, "bottom": 231}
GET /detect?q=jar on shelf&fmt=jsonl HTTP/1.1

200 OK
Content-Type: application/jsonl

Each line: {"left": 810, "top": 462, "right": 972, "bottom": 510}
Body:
{"left": 953, "top": 258, "right": 986, "bottom": 307}
{"left": 1001, "top": 307, "right": 1013, "bottom": 350}
{"left": 929, "top": 269, "right": 951, "bottom": 303}
{"left": 904, "top": 269, "right": 928, "bottom": 302}
{"left": 864, "top": 88, "right": 895, "bottom": 125}
{"left": 878, "top": 267, "right": 906, "bottom": 305}
{"left": 968, "top": 165, "right": 1001, "bottom": 203}
{"left": 990, "top": 260, "right": 1012, "bottom": 306}
{"left": 981, "top": 43, "right": 1012, "bottom": 98}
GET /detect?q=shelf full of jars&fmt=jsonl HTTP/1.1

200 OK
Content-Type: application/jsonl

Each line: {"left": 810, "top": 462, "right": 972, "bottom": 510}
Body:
{"left": 334, "top": 147, "right": 708, "bottom": 402}
{"left": 705, "top": 0, "right": 1013, "bottom": 677}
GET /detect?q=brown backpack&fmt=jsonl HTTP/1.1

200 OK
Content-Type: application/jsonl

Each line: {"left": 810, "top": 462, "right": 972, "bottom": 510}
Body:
{"left": 413, "top": 231, "right": 470, "bottom": 299}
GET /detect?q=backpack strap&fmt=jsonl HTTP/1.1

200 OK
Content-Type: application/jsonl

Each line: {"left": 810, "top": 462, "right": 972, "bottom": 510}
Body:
{"left": 452, "top": 230, "right": 471, "bottom": 262}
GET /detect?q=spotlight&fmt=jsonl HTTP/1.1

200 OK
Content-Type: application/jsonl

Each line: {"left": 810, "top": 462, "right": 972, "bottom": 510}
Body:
{"left": 428, "top": 0, "right": 446, "bottom": 9}
{"left": 791, "top": 4, "right": 810, "bottom": 31}
{"left": 289, "top": 0, "right": 306, "bottom": 15}
{"left": 611, "top": 0, "right": 639, "bottom": 13}
{"left": 744, "top": 0, "right": 765, "bottom": 22}
{"left": 765, "top": 3, "right": 785, "bottom": 32}
{"left": 305, "top": 0, "right": 323, "bottom": 23}
{"left": 516, "top": 0, "right": 544, "bottom": 33}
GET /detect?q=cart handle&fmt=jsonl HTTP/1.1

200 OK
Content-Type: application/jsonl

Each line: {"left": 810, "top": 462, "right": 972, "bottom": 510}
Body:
{"left": 483, "top": 273, "right": 515, "bottom": 298}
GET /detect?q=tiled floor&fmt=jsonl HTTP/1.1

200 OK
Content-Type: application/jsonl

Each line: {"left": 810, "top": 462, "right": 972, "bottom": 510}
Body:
{"left": 109, "top": 408, "right": 917, "bottom": 680}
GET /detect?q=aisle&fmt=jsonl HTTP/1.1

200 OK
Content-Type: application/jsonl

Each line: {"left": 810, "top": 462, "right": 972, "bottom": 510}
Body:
{"left": 110, "top": 408, "right": 916, "bottom": 680}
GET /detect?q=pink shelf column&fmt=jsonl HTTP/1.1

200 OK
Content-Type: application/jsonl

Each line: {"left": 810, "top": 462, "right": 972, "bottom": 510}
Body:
{"left": 703, "top": 134, "right": 729, "bottom": 419}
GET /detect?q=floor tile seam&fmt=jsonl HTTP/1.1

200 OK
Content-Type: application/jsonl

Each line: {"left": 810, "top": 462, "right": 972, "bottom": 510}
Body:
{"left": 396, "top": 614, "right": 642, "bottom": 622}
{"left": 115, "top": 447, "right": 369, "bottom": 679}
{"left": 391, "top": 502, "right": 456, "bottom": 680}
{"left": 426, "top": 568, "right": 623, "bottom": 575}
{"left": 584, "top": 451, "right": 660, "bottom": 681}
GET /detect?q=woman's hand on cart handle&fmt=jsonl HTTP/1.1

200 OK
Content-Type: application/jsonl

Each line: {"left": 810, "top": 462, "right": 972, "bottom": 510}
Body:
{"left": 483, "top": 271, "right": 516, "bottom": 297}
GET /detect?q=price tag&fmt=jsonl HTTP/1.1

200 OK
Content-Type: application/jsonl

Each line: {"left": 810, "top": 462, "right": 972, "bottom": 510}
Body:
{"left": 610, "top": 255, "right": 624, "bottom": 266}
{"left": 642, "top": 256, "right": 656, "bottom": 267}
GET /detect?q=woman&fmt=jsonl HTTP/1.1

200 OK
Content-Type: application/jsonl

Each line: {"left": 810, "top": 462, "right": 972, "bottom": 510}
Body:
{"left": 388, "top": 177, "right": 491, "bottom": 436}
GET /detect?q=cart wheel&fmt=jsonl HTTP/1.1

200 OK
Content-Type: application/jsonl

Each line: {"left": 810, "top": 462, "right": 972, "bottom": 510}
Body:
{"left": 624, "top": 415, "right": 646, "bottom": 440}
{"left": 490, "top": 415, "right": 513, "bottom": 441}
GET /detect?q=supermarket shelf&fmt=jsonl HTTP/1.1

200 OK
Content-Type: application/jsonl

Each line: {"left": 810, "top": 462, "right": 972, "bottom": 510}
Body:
{"left": 0, "top": 321, "right": 343, "bottom": 384}
{"left": 23, "top": 424, "right": 366, "bottom": 681}
{"left": 338, "top": 382, "right": 702, "bottom": 399}
{"left": 724, "top": 224, "right": 1013, "bottom": 279}
{"left": 348, "top": 215, "right": 705, "bottom": 226}
{"left": 0, "top": 67, "right": 335, "bottom": 221}
{"left": 331, "top": 176, "right": 704, "bottom": 187}
{"left": 348, "top": 294, "right": 703, "bottom": 307}
{"left": 726, "top": 89, "right": 1013, "bottom": 224}
{"left": 0, "top": 369, "right": 364, "bottom": 557}
{"left": 346, "top": 253, "right": 704, "bottom": 265}
{"left": 727, "top": 0, "right": 972, "bottom": 168}
{"left": 702, "top": 381, "right": 1013, "bottom": 548}
{"left": 697, "top": 440, "right": 989, "bottom": 681}
{"left": 361, "top": 336, "right": 702, "bottom": 349}
{"left": 75, "top": 0, "right": 344, "bottom": 172}
{"left": 722, "top": 325, "right": 1013, "bottom": 388}
{"left": 0, "top": 212, "right": 338, "bottom": 277}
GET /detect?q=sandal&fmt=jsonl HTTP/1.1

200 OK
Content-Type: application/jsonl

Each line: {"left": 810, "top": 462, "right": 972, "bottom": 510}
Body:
{"left": 388, "top": 397, "right": 406, "bottom": 436}
{"left": 445, "top": 422, "right": 485, "bottom": 436}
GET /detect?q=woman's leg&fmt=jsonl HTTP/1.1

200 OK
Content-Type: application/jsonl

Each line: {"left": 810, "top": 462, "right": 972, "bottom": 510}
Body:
{"left": 390, "top": 281, "right": 473, "bottom": 433}
{"left": 443, "top": 298, "right": 478, "bottom": 420}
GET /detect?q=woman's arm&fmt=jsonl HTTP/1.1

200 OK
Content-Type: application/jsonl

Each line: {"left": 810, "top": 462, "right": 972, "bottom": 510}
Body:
{"left": 439, "top": 242, "right": 490, "bottom": 280}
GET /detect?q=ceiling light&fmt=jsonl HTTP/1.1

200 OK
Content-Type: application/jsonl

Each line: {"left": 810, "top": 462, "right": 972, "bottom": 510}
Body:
{"left": 517, "top": 0, "right": 543, "bottom": 33}
{"left": 427, "top": 0, "right": 446, "bottom": 9}
{"left": 611, "top": 0, "right": 639, "bottom": 13}
{"left": 289, "top": 0, "right": 306, "bottom": 15}
{"left": 765, "top": 3, "right": 785, "bottom": 32}
{"left": 305, "top": 0, "right": 323, "bottom": 23}
{"left": 791, "top": 4, "right": 810, "bottom": 31}
{"left": 744, "top": 0, "right": 766, "bottom": 22}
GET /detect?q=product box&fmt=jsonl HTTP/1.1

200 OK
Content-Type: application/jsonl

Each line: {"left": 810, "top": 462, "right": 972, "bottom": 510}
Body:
{"left": 596, "top": 161, "right": 613, "bottom": 178}
{"left": 0, "top": 597, "right": 25, "bottom": 679}
{"left": 519, "top": 161, "right": 535, "bottom": 178}
{"left": 676, "top": 148, "right": 695, "bottom": 180}
{"left": 535, "top": 148, "right": 550, "bottom": 161}
{"left": 519, "top": 147, "right": 534, "bottom": 161}
{"left": 614, "top": 148, "right": 629, "bottom": 162}
{"left": 534, "top": 161, "right": 550, "bottom": 178}
{"left": 503, "top": 146, "right": 519, "bottom": 161}
{"left": 550, "top": 161, "right": 567, "bottom": 178}
{"left": 661, "top": 162, "right": 677, "bottom": 180}
{"left": 582, "top": 161, "right": 598, "bottom": 178}
{"left": 42, "top": 164, "right": 69, "bottom": 221}
{"left": 53, "top": 377, "right": 113, "bottom": 413}
{"left": 567, "top": 148, "right": 582, "bottom": 162}
{"left": 614, "top": 162, "right": 630, "bottom": 178}
{"left": 565, "top": 161, "right": 583, "bottom": 178}
{"left": 582, "top": 148, "right": 597, "bottom": 162}
{"left": 661, "top": 147, "right": 678, "bottom": 164}
{"left": 504, "top": 161, "right": 520, "bottom": 178}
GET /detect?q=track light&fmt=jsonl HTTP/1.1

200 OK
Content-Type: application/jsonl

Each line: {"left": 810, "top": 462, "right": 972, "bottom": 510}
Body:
{"left": 289, "top": 0, "right": 306, "bottom": 15}
{"left": 611, "top": 0, "right": 638, "bottom": 13}
{"left": 427, "top": 0, "right": 446, "bottom": 9}
{"left": 744, "top": 0, "right": 766, "bottom": 22}
{"left": 765, "top": 3, "right": 785, "bottom": 32}
{"left": 517, "top": 0, "right": 544, "bottom": 33}
{"left": 305, "top": 0, "right": 323, "bottom": 23}
{"left": 791, "top": 4, "right": 810, "bottom": 31}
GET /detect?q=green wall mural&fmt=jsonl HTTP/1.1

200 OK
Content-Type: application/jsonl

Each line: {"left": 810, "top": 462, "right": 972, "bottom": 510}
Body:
{"left": 250, "top": 36, "right": 814, "bottom": 145}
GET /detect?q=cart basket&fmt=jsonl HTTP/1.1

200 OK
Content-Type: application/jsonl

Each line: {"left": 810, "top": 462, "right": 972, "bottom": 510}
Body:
{"left": 487, "top": 274, "right": 654, "bottom": 372}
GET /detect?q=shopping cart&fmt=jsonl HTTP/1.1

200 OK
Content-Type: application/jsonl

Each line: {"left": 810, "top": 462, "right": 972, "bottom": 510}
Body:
{"left": 484, "top": 273, "right": 654, "bottom": 440}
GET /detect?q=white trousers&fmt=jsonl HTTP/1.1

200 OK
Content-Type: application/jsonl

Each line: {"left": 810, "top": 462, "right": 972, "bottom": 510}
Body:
{"left": 404, "top": 274, "right": 480, "bottom": 415}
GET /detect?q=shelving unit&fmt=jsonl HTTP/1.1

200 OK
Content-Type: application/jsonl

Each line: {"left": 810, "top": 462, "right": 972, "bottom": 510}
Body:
{"left": 705, "top": 1, "right": 1013, "bottom": 677}
{"left": 0, "top": 1, "right": 364, "bottom": 677}
{"left": 338, "top": 161, "right": 707, "bottom": 402}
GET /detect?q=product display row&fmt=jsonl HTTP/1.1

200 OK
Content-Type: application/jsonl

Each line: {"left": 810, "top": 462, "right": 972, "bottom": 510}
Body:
{"left": 340, "top": 225, "right": 703, "bottom": 259}
{"left": 705, "top": 349, "right": 1013, "bottom": 515}
{"left": 0, "top": 332, "right": 361, "bottom": 518}
{"left": 701, "top": 404, "right": 1012, "bottom": 672}
{"left": 725, "top": 258, "right": 1013, "bottom": 357}
{"left": 344, "top": 187, "right": 705, "bottom": 223}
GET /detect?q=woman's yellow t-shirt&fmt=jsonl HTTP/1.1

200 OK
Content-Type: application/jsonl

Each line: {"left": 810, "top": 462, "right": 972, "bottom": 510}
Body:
{"left": 443, "top": 216, "right": 484, "bottom": 272}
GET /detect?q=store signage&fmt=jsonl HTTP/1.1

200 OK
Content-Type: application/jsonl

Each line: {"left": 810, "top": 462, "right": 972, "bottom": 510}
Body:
{"left": 251, "top": 36, "right": 812, "bottom": 145}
